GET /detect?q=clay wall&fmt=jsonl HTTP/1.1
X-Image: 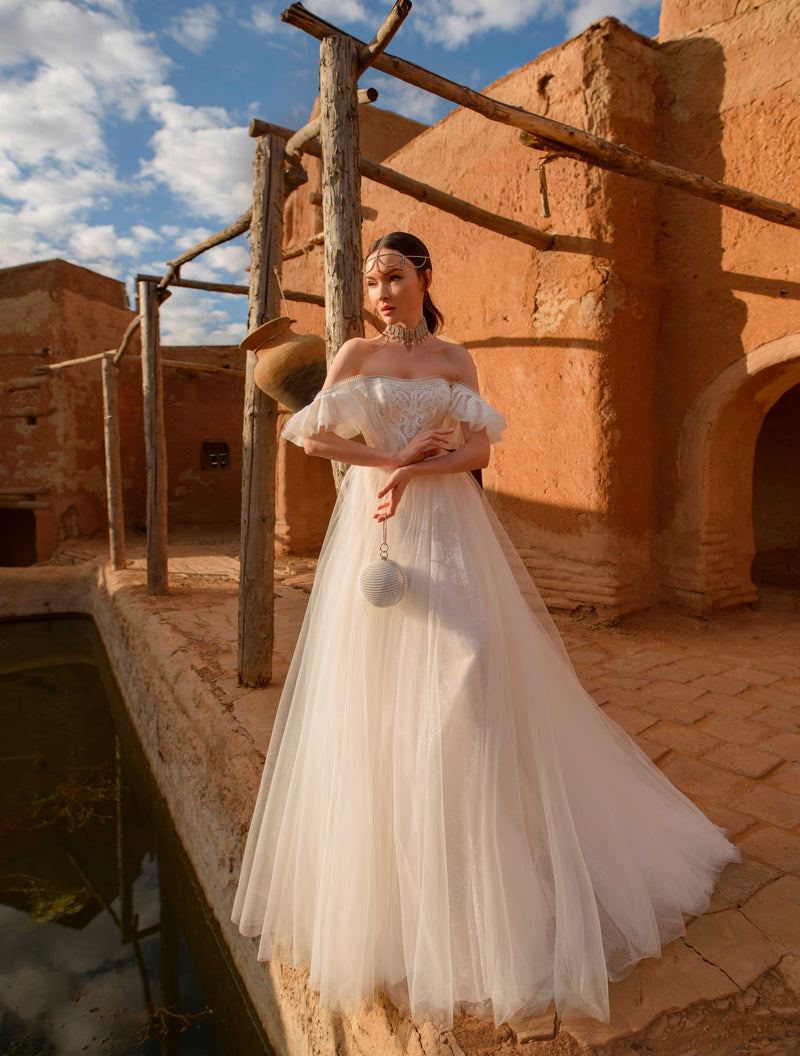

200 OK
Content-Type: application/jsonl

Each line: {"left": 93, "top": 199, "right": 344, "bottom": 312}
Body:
{"left": 284, "top": 24, "right": 665, "bottom": 615}
{"left": 655, "top": 0, "right": 800, "bottom": 612}
{"left": 4, "top": 0, "right": 798, "bottom": 612}
{"left": 283, "top": 2, "right": 800, "bottom": 617}
{"left": 0, "top": 261, "right": 246, "bottom": 563}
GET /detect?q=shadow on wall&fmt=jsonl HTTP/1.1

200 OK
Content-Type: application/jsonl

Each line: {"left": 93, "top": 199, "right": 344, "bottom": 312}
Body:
{"left": 657, "top": 32, "right": 766, "bottom": 615}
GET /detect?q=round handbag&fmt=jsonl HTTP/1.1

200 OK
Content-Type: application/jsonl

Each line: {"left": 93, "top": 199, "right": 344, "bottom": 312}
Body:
{"left": 359, "top": 519, "right": 409, "bottom": 607}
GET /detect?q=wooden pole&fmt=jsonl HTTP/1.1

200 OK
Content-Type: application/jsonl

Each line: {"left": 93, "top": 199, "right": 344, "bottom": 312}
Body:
{"left": 286, "top": 86, "right": 377, "bottom": 161}
{"left": 319, "top": 33, "right": 363, "bottom": 490}
{"left": 138, "top": 279, "right": 168, "bottom": 595}
{"left": 281, "top": 3, "right": 800, "bottom": 232}
{"left": 137, "top": 273, "right": 249, "bottom": 296}
{"left": 238, "top": 135, "right": 285, "bottom": 686}
{"left": 101, "top": 353, "right": 127, "bottom": 570}
{"left": 158, "top": 207, "right": 253, "bottom": 292}
{"left": 250, "top": 118, "right": 554, "bottom": 250}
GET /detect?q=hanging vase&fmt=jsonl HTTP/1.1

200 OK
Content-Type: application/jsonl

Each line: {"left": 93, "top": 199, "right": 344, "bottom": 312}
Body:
{"left": 240, "top": 317, "right": 326, "bottom": 411}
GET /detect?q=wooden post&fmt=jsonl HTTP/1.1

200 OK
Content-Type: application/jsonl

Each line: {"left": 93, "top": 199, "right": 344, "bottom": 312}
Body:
{"left": 101, "top": 352, "right": 126, "bottom": 570}
{"left": 138, "top": 279, "right": 168, "bottom": 595}
{"left": 320, "top": 33, "right": 363, "bottom": 488}
{"left": 238, "top": 135, "right": 285, "bottom": 686}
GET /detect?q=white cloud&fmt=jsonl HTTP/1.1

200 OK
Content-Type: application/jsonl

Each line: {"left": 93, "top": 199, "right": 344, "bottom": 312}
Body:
{"left": 309, "top": 0, "right": 369, "bottom": 21}
{"left": 158, "top": 286, "right": 247, "bottom": 344}
{"left": 249, "top": 3, "right": 280, "bottom": 34}
{"left": 67, "top": 221, "right": 161, "bottom": 272}
{"left": 369, "top": 73, "right": 444, "bottom": 124}
{"left": 0, "top": 0, "right": 252, "bottom": 298}
{"left": 248, "top": 0, "right": 368, "bottom": 34}
{"left": 413, "top": 0, "right": 553, "bottom": 48}
{"left": 167, "top": 3, "right": 220, "bottom": 53}
{"left": 141, "top": 98, "right": 253, "bottom": 220}
{"left": 564, "top": 0, "right": 661, "bottom": 35}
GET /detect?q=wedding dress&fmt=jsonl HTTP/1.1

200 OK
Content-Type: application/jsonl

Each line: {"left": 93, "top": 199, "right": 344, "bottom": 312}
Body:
{"left": 231, "top": 374, "right": 740, "bottom": 1030}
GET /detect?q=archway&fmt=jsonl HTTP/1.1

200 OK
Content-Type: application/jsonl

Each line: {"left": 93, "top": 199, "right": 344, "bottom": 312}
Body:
{"left": 751, "top": 383, "right": 800, "bottom": 587}
{"left": 661, "top": 332, "right": 800, "bottom": 616}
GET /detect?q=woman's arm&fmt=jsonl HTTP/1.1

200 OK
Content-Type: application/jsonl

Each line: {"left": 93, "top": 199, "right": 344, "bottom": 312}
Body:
{"left": 303, "top": 427, "right": 454, "bottom": 467}
{"left": 375, "top": 425, "right": 489, "bottom": 521}
{"left": 302, "top": 337, "right": 454, "bottom": 466}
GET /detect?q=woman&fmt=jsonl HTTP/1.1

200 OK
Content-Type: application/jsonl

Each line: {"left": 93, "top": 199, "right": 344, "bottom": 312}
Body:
{"left": 232, "top": 231, "right": 740, "bottom": 1031}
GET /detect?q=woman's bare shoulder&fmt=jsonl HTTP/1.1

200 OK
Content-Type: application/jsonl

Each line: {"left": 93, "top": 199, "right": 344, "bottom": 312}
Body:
{"left": 438, "top": 339, "right": 479, "bottom": 388}
{"left": 323, "top": 336, "right": 378, "bottom": 387}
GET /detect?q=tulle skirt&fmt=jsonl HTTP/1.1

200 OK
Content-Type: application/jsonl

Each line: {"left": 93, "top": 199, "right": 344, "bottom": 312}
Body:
{"left": 231, "top": 465, "right": 740, "bottom": 1029}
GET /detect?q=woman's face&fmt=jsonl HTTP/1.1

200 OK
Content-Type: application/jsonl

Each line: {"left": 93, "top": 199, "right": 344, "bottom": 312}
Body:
{"left": 364, "top": 250, "right": 430, "bottom": 329}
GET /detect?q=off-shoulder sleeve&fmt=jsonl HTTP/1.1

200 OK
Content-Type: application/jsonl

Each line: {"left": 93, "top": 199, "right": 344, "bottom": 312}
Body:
{"left": 281, "top": 376, "right": 367, "bottom": 446}
{"left": 447, "top": 381, "right": 507, "bottom": 444}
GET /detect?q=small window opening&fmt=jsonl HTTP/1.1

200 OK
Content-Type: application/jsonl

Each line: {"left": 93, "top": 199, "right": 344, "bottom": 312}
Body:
{"left": 202, "top": 441, "right": 230, "bottom": 471}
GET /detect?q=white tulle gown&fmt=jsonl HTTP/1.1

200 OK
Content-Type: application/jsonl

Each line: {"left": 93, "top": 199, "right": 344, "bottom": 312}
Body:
{"left": 231, "top": 374, "right": 740, "bottom": 1030}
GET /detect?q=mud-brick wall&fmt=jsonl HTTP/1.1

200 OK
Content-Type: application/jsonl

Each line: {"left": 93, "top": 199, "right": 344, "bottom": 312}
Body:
{"left": 284, "top": 21, "right": 665, "bottom": 616}
{"left": 0, "top": 260, "right": 248, "bottom": 562}
{"left": 0, "top": 260, "right": 133, "bottom": 560}
{"left": 654, "top": 0, "right": 800, "bottom": 612}
{"left": 114, "top": 345, "right": 245, "bottom": 531}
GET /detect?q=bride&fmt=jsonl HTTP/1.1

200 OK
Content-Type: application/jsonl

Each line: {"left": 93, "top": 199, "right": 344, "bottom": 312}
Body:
{"left": 231, "top": 231, "right": 740, "bottom": 1031}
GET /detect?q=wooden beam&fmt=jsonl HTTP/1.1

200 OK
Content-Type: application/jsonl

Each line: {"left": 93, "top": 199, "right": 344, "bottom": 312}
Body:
{"left": 159, "top": 208, "right": 253, "bottom": 292}
{"left": 250, "top": 118, "right": 554, "bottom": 249}
{"left": 137, "top": 273, "right": 249, "bottom": 296}
{"left": 356, "top": 0, "right": 411, "bottom": 75}
{"left": 238, "top": 135, "right": 284, "bottom": 687}
{"left": 320, "top": 33, "right": 363, "bottom": 490}
{"left": 161, "top": 358, "right": 244, "bottom": 377}
{"left": 283, "top": 230, "right": 325, "bottom": 260}
{"left": 112, "top": 314, "right": 142, "bottom": 366}
{"left": 309, "top": 191, "right": 377, "bottom": 220}
{"left": 32, "top": 351, "right": 106, "bottom": 373}
{"left": 138, "top": 279, "right": 168, "bottom": 596}
{"left": 286, "top": 86, "right": 378, "bottom": 161}
{"left": 281, "top": 3, "right": 800, "bottom": 231}
{"left": 0, "top": 486, "right": 50, "bottom": 495}
{"left": 101, "top": 353, "right": 127, "bottom": 570}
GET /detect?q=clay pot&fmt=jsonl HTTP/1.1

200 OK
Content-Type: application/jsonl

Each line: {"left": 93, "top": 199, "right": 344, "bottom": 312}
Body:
{"left": 241, "top": 317, "right": 326, "bottom": 411}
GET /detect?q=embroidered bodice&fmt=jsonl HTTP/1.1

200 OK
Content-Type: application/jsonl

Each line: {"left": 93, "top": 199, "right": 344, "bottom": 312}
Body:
{"left": 282, "top": 374, "right": 506, "bottom": 452}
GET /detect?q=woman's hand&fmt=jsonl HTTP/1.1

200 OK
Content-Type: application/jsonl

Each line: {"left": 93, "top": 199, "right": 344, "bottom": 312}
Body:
{"left": 392, "top": 428, "right": 454, "bottom": 467}
{"left": 375, "top": 465, "right": 415, "bottom": 522}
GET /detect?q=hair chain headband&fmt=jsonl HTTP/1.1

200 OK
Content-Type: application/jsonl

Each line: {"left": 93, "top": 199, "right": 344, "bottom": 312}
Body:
{"left": 362, "top": 250, "right": 429, "bottom": 274}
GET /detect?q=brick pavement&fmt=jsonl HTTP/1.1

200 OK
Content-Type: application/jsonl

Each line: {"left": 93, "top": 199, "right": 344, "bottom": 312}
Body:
{"left": 540, "top": 587, "right": 800, "bottom": 1052}
{"left": 50, "top": 536, "right": 800, "bottom": 1052}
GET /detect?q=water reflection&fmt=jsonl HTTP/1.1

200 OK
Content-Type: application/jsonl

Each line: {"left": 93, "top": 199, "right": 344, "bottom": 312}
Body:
{"left": 0, "top": 616, "right": 272, "bottom": 1055}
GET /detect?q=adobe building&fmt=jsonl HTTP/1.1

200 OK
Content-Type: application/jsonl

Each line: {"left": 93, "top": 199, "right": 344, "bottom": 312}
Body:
{"left": 2, "top": 0, "right": 798, "bottom": 621}
{"left": 0, "top": 260, "right": 245, "bottom": 563}
{"left": 281, "top": 0, "right": 800, "bottom": 618}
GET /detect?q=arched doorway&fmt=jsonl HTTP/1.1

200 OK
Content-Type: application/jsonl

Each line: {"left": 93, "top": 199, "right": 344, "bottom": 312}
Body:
{"left": 662, "top": 333, "right": 800, "bottom": 615}
{"left": 751, "top": 383, "right": 800, "bottom": 587}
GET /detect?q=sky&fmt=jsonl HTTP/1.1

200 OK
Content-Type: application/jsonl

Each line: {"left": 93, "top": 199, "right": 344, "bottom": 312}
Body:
{"left": 0, "top": 0, "right": 662, "bottom": 345}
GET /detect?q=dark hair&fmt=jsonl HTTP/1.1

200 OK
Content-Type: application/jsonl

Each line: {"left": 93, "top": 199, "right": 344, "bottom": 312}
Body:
{"left": 365, "top": 231, "right": 445, "bottom": 335}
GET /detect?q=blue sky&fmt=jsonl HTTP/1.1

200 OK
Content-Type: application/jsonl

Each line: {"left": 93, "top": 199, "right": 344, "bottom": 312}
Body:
{"left": 0, "top": 0, "right": 661, "bottom": 344}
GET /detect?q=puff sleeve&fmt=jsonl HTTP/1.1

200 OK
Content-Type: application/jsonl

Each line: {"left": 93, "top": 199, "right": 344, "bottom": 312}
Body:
{"left": 281, "top": 376, "right": 367, "bottom": 447}
{"left": 446, "top": 381, "right": 507, "bottom": 444}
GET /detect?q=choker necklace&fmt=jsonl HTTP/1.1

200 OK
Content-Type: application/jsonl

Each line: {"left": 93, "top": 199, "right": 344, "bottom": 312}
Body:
{"left": 385, "top": 319, "right": 429, "bottom": 350}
